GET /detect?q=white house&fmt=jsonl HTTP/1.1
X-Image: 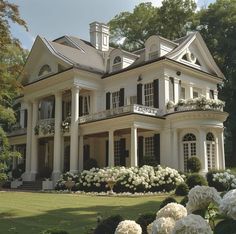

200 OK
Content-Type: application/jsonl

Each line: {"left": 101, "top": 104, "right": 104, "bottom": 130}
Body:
{"left": 8, "top": 22, "right": 228, "bottom": 185}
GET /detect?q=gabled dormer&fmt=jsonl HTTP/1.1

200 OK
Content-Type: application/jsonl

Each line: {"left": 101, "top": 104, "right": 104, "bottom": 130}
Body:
{"left": 109, "top": 48, "right": 139, "bottom": 73}
{"left": 145, "top": 35, "right": 177, "bottom": 61}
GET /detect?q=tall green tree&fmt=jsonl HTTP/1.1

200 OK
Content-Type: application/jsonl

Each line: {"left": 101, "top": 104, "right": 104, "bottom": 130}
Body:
{"left": 0, "top": 0, "right": 28, "bottom": 179}
{"left": 196, "top": 0, "right": 236, "bottom": 164}
{"left": 109, "top": 0, "right": 196, "bottom": 51}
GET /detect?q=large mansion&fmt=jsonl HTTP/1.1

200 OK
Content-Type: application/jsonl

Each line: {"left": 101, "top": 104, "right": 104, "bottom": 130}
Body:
{"left": 8, "top": 22, "right": 228, "bottom": 184}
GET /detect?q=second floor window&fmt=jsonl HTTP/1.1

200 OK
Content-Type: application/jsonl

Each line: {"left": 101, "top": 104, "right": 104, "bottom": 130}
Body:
{"left": 180, "top": 87, "right": 186, "bottom": 99}
{"left": 112, "top": 91, "right": 120, "bottom": 109}
{"left": 144, "top": 83, "right": 153, "bottom": 107}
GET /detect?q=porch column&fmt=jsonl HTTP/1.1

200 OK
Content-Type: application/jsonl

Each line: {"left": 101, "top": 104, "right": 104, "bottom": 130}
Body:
{"left": 70, "top": 85, "right": 80, "bottom": 173}
{"left": 30, "top": 100, "right": 39, "bottom": 180}
{"left": 199, "top": 129, "right": 207, "bottom": 173}
{"left": 174, "top": 78, "right": 179, "bottom": 103}
{"left": 130, "top": 126, "right": 138, "bottom": 167}
{"left": 22, "top": 102, "right": 32, "bottom": 181}
{"left": 52, "top": 91, "right": 62, "bottom": 181}
{"left": 218, "top": 128, "right": 225, "bottom": 169}
{"left": 108, "top": 130, "right": 114, "bottom": 166}
{"left": 79, "top": 135, "right": 84, "bottom": 172}
{"left": 214, "top": 90, "right": 218, "bottom": 100}
{"left": 186, "top": 82, "right": 193, "bottom": 99}
{"left": 172, "top": 129, "right": 179, "bottom": 169}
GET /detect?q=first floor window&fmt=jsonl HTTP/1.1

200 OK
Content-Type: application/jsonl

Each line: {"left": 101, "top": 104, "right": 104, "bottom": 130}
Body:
{"left": 114, "top": 140, "right": 121, "bottom": 166}
{"left": 144, "top": 83, "right": 153, "bottom": 107}
{"left": 206, "top": 132, "right": 216, "bottom": 169}
{"left": 182, "top": 133, "right": 197, "bottom": 171}
{"left": 112, "top": 91, "right": 120, "bottom": 109}
{"left": 144, "top": 137, "right": 154, "bottom": 158}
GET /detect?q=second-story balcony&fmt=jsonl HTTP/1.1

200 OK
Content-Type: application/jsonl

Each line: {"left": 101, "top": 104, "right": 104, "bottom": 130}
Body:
{"left": 7, "top": 123, "right": 27, "bottom": 136}
{"left": 34, "top": 118, "right": 55, "bottom": 136}
{"left": 79, "top": 104, "right": 163, "bottom": 124}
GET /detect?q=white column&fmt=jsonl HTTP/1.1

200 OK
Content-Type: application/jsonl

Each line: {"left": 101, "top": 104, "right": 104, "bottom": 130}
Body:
{"left": 130, "top": 126, "right": 138, "bottom": 167}
{"left": 61, "top": 137, "right": 64, "bottom": 172}
{"left": 172, "top": 129, "right": 179, "bottom": 169}
{"left": 22, "top": 102, "right": 32, "bottom": 181}
{"left": 205, "top": 88, "right": 210, "bottom": 99}
{"left": 218, "top": 129, "right": 225, "bottom": 169}
{"left": 70, "top": 86, "right": 80, "bottom": 173}
{"left": 186, "top": 83, "right": 193, "bottom": 99}
{"left": 160, "top": 75, "right": 169, "bottom": 113}
{"left": 214, "top": 90, "right": 218, "bottom": 100}
{"left": 52, "top": 92, "right": 62, "bottom": 182}
{"left": 79, "top": 135, "right": 84, "bottom": 172}
{"left": 108, "top": 130, "right": 114, "bottom": 166}
{"left": 199, "top": 129, "right": 207, "bottom": 173}
{"left": 174, "top": 78, "right": 179, "bottom": 103}
{"left": 30, "top": 100, "right": 39, "bottom": 180}
{"left": 215, "top": 136, "right": 220, "bottom": 169}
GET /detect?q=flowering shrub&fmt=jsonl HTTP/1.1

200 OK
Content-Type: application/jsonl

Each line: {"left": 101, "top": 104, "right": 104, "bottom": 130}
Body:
{"left": 219, "top": 189, "right": 236, "bottom": 220}
{"left": 55, "top": 172, "right": 80, "bottom": 191}
{"left": 212, "top": 170, "right": 236, "bottom": 190}
{"left": 172, "top": 214, "right": 213, "bottom": 234}
{"left": 76, "top": 165, "right": 184, "bottom": 193}
{"left": 151, "top": 217, "right": 175, "bottom": 234}
{"left": 156, "top": 203, "right": 187, "bottom": 221}
{"left": 186, "top": 186, "right": 221, "bottom": 213}
{"left": 115, "top": 220, "right": 142, "bottom": 234}
{"left": 61, "top": 116, "right": 71, "bottom": 133}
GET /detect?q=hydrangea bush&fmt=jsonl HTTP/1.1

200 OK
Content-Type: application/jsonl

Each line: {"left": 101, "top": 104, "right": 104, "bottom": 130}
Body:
{"left": 76, "top": 165, "right": 184, "bottom": 193}
{"left": 115, "top": 220, "right": 142, "bottom": 234}
{"left": 212, "top": 170, "right": 236, "bottom": 190}
{"left": 55, "top": 172, "right": 80, "bottom": 191}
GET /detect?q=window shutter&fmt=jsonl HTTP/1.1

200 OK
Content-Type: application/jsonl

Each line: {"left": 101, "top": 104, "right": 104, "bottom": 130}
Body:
{"left": 138, "top": 136, "right": 144, "bottom": 166}
{"left": 105, "top": 140, "right": 109, "bottom": 166}
{"left": 120, "top": 138, "right": 126, "bottom": 166}
{"left": 83, "top": 145, "right": 90, "bottom": 163}
{"left": 154, "top": 134, "right": 160, "bottom": 164}
{"left": 52, "top": 99, "right": 55, "bottom": 118}
{"left": 79, "top": 96, "right": 83, "bottom": 116}
{"left": 169, "top": 77, "right": 174, "bottom": 102}
{"left": 119, "top": 88, "right": 125, "bottom": 107}
{"left": 153, "top": 79, "right": 159, "bottom": 108}
{"left": 24, "top": 110, "right": 28, "bottom": 128}
{"left": 137, "top": 83, "right": 143, "bottom": 105}
{"left": 106, "top": 92, "right": 111, "bottom": 110}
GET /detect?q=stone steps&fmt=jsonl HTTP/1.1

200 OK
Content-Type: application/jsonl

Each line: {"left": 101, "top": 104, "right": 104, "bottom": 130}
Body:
{"left": 18, "top": 181, "right": 42, "bottom": 191}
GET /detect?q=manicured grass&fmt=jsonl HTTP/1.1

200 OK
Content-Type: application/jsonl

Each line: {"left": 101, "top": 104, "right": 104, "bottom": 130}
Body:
{"left": 0, "top": 191, "right": 172, "bottom": 234}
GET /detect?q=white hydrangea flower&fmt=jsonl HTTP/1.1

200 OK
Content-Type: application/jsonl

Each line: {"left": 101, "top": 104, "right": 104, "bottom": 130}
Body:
{"left": 151, "top": 217, "right": 175, "bottom": 234}
{"left": 173, "top": 214, "right": 213, "bottom": 234}
{"left": 147, "top": 222, "right": 153, "bottom": 234}
{"left": 156, "top": 203, "right": 187, "bottom": 221}
{"left": 219, "top": 189, "right": 236, "bottom": 220}
{"left": 186, "top": 186, "right": 221, "bottom": 213}
{"left": 115, "top": 220, "right": 142, "bottom": 234}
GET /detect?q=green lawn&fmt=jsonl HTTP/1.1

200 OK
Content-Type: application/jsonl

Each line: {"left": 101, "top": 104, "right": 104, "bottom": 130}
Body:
{"left": 0, "top": 191, "right": 171, "bottom": 234}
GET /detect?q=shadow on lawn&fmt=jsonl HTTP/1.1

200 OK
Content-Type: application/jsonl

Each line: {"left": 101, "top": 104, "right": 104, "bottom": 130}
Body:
{"left": 0, "top": 200, "right": 161, "bottom": 234}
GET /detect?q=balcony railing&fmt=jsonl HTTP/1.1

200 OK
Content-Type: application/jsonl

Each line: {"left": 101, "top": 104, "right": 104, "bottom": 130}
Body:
{"left": 79, "top": 104, "right": 163, "bottom": 124}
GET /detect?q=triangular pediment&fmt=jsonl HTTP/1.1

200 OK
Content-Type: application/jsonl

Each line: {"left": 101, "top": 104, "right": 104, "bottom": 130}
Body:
{"left": 166, "top": 32, "right": 224, "bottom": 79}
{"left": 20, "top": 36, "right": 72, "bottom": 85}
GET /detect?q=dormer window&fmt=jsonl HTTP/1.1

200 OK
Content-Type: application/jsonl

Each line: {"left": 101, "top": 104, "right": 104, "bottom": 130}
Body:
{"left": 149, "top": 44, "right": 158, "bottom": 60}
{"left": 112, "top": 56, "right": 122, "bottom": 72}
{"left": 38, "top": 64, "right": 52, "bottom": 77}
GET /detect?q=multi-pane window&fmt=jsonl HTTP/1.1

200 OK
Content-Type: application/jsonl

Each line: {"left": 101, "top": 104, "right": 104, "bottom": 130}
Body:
{"left": 144, "top": 83, "right": 154, "bottom": 107}
{"left": 112, "top": 91, "right": 120, "bottom": 109}
{"left": 183, "top": 133, "right": 197, "bottom": 171}
{"left": 144, "top": 137, "right": 154, "bottom": 157}
{"left": 206, "top": 132, "right": 216, "bottom": 170}
{"left": 114, "top": 140, "right": 121, "bottom": 166}
{"left": 193, "top": 91, "right": 199, "bottom": 98}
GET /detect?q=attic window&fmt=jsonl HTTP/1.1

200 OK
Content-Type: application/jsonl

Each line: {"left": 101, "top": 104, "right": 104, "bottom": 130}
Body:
{"left": 38, "top": 64, "right": 52, "bottom": 77}
{"left": 181, "top": 52, "right": 200, "bottom": 66}
{"left": 112, "top": 56, "right": 122, "bottom": 72}
{"left": 113, "top": 56, "right": 122, "bottom": 64}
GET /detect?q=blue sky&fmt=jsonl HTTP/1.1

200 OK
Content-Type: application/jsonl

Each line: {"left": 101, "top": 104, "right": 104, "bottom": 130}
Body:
{"left": 9, "top": 0, "right": 214, "bottom": 50}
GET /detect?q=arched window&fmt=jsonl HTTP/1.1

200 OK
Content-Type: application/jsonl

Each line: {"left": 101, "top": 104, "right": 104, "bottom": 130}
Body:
{"left": 182, "top": 133, "right": 197, "bottom": 171}
{"left": 38, "top": 64, "right": 52, "bottom": 77}
{"left": 113, "top": 56, "right": 121, "bottom": 64}
{"left": 206, "top": 132, "right": 216, "bottom": 169}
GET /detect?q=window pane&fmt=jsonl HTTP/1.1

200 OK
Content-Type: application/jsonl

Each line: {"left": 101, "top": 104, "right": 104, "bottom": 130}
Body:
{"left": 144, "top": 83, "right": 153, "bottom": 107}
{"left": 112, "top": 91, "right": 120, "bottom": 108}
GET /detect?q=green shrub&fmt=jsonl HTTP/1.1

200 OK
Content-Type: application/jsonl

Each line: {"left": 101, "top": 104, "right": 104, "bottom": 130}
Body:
{"left": 159, "top": 197, "right": 178, "bottom": 209}
{"left": 136, "top": 213, "right": 156, "bottom": 234}
{"left": 214, "top": 219, "right": 236, "bottom": 234}
{"left": 41, "top": 228, "right": 69, "bottom": 234}
{"left": 84, "top": 158, "right": 98, "bottom": 170}
{"left": 180, "top": 196, "right": 189, "bottom": 207}
{"left": 175, "top": 183, "right": 189, "bottom": 196}
{"left": 0, "top": 173, "right": 7, "bottom": 183}
{"left": 94, "top": 215, "right": 123, "bottom": 234}
{"left": 186, "top": 173, "right": 207, "bottom": 189}
{"left": 187, "top": 156, "right": 201, "bottom": 173}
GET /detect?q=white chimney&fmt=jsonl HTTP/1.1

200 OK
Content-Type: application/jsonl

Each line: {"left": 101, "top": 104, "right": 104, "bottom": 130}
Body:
{"left": 90, "top": 22, "right": 109, "bottom": 51}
